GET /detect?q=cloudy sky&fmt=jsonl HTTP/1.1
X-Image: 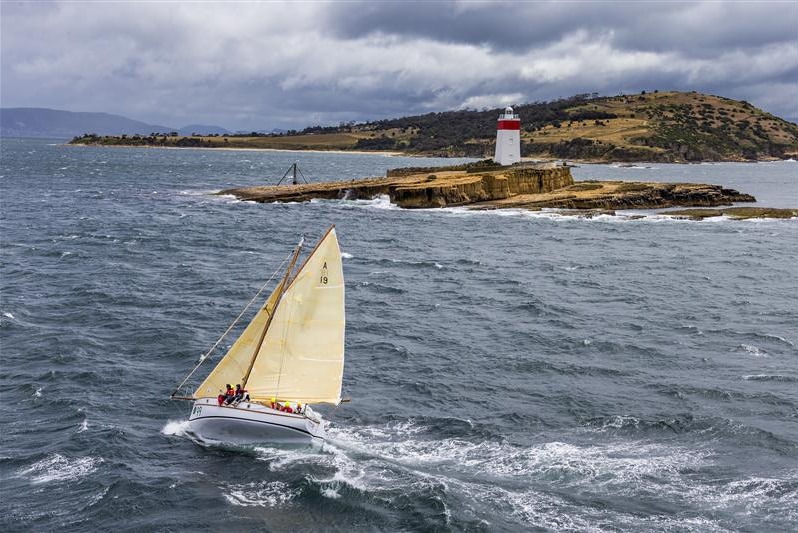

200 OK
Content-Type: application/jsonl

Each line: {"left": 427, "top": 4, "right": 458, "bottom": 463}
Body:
{"left": 2, "top": 1, "right": 797, "bottom": 130}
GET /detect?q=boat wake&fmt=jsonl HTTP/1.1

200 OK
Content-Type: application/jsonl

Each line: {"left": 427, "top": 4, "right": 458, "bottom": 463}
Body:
{"left": 225, "top": 418, "right": 798, "bottom": 529}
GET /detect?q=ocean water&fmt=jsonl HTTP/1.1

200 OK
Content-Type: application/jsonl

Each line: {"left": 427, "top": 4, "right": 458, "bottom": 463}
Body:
{"left": 1, "top": 138, "right": 797, "bottom": 532}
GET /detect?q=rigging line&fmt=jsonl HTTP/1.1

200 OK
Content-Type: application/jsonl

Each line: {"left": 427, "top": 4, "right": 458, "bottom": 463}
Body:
{"left": 170, "top": 250, "right": 294, "bottom": 398}
{"left": 242, "top": 237, "right": 304, "bottom": 389}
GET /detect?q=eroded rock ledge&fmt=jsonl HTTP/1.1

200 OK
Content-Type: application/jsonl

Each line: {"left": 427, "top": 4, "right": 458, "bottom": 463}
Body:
{"left": 664, "top": 207, "right": 797, "bottom": 220}
{"left": 471, "top": 181, "right": 755, "bottom": 211}
{"left": 219, "top": 164, "right": 755, "bottom": 211}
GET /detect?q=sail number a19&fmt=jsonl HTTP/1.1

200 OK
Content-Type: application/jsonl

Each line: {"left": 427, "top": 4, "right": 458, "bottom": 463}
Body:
{"left": 320, "top": 262, "right": 329, "bottom": 285}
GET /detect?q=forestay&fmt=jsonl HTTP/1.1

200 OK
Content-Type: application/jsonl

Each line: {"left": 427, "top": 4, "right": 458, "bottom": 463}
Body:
{"left": 193, "top": 279, "right": 286, "bottom": 398}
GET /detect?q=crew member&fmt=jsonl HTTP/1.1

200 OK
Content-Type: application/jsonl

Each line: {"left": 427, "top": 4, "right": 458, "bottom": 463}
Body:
{"left": 233, "top": 384, "right": 247, "bottom": 404}
{"left": 223, "top": 384, "right": 235, "bottom": 405}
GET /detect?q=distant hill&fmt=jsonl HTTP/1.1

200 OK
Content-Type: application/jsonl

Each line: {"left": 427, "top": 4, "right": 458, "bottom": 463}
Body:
{"left": 0, "top": 108, "right": 229, "bottom": 139}
{"left": 178, "top": 124, "right": 231, "bottom": 136}
{"left": 0, "top": 108, "right": 173, "bottom": 138}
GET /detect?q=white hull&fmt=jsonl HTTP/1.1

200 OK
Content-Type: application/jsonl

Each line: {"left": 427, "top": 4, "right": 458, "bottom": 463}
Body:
{"left": 187, "top": 398, "right": 325, "bottom": 444}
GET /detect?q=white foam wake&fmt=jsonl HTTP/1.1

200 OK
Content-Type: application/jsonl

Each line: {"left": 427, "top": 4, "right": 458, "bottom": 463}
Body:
{"left": 161, "top": 419, "right": 192, "bottom": 437}
{"left": 321, "top": 421, "right": 733, "bottom": 530}
{"left": 194, "top": 417, "right": 795, "bottom": 528}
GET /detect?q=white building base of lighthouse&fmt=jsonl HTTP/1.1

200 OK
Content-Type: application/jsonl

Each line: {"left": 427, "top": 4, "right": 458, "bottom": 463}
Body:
{"left": 495, "top": 130, "right": 520, "bottom": 166}
{"left": 494, "top": 106, "right": 521, "bottom": 166}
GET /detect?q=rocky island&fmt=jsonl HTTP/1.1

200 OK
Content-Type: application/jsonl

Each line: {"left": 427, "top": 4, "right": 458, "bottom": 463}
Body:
{"left": 220, "top": 161, "right": 758, "bottom": 214}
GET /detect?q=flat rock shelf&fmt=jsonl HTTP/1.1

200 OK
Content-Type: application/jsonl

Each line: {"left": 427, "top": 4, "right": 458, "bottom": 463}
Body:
{"left": 220, "top": 163, "right": 756, "bottom": 211}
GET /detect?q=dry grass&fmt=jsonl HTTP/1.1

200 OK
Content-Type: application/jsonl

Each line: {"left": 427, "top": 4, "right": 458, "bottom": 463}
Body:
{"left": 524, "top": 117, "right": 652, "bottom": 145}
{"left": 196, "top": 133, "right": 363, "bottom": 150}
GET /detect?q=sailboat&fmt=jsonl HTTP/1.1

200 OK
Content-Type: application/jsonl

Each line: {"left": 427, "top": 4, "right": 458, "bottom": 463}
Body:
{"left": 171, "top": 226, "right": 345, "bottom": 444}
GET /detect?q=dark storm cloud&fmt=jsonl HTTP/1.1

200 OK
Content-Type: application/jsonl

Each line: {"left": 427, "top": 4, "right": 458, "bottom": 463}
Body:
{"left": 322, "top": 1, "right": 591, "bottom": 52}
{"left": 323, "top": 1, "right": 798, "bottom": 54}
{"left": 1, "top": 1, "right": 796, "bottom": 129}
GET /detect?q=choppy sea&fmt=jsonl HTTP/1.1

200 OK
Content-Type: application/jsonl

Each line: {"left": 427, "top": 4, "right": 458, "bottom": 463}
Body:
{"left": 1, "top": 138, "right": 797, "bottom": 532}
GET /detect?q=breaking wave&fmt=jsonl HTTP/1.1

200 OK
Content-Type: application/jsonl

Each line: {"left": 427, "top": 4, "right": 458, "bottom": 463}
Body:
{"left": 17, "top": 454, "right": 102, "bottom": 484}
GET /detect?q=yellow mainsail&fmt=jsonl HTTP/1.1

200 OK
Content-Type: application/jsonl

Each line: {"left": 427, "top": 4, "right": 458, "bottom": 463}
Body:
{"left": 193, "top": 226, "right": 345, "bottom": 405}
{"left": 193, "top": 278, "right": 285, "bottom": 398}
{"left": 245, "top": 227, "right": 345, "bottom": 404}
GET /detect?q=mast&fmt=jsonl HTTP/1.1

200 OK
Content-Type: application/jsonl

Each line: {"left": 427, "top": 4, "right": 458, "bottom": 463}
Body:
{"left": 241, "top": 238, "right": 304, "bottom": 388}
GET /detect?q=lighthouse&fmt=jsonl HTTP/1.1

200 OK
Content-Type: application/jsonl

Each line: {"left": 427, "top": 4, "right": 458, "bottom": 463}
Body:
{"left": 493, "top": 106, "right": 521, "bottom": 166}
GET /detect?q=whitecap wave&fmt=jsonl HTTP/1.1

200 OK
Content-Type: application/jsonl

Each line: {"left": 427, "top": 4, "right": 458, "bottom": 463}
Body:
{"left": 18, "top": 454, "right": 101, "bottom": 484}
{"left": 179, "top": 189, "right": 221, "bottom": 197}
{"left": 320, "top": 487, "right": 341, "bottom": 499}
{"left": 223, "top": 480, "right": 299, "bottom": 507}
{"left": 738, "top": 344, "right": 768, "bottom": 357}
{"left": 677, "top": 470, "right": 798, "bottom": 521}
{"left": 769, "top": 334, "right": 794, "bottom": 347}
{"left": 742, "top": 374, "right": 797, "bottom": 382}
{"left": 341, "top": 252, "right": 353, "bottom": 259}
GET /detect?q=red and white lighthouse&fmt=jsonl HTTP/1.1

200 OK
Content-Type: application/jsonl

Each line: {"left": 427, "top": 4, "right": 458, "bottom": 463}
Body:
{"left": 494, "top": 106, "right": 520, "bottom": 166}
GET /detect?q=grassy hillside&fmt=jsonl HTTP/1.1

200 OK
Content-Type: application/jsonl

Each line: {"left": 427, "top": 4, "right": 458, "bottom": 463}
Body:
{"left": 351, "top": 90, "right": 798, "bottom": 161}
{"left": 525, "top": 91, "right": 798, "bottom": 162}
{"left": 71, "top": 91, "right": 798, "bottom": 162}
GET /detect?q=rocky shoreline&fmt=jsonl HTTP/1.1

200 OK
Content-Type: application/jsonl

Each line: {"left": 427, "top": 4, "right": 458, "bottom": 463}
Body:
{"left": 219, "top": 163, "right": 760, "bottom": 212}
{"left": 470, "top": 181, "right": 755, "bottom": 211}
{"left": 664, "top": 207, "right": 798, "bottom": 220}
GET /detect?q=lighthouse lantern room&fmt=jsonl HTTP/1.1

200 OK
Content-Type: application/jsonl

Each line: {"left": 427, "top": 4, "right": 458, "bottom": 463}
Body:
{"left": 494, "top": 106, "right": 521, "bottom": 166}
